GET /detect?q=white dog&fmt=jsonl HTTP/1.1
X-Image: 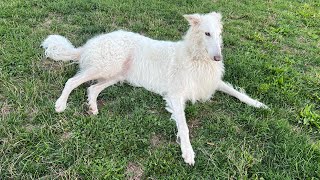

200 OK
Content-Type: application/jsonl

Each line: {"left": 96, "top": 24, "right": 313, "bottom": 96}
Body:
{"left": 42, "top": 12, "right": 268, "bottom": 165}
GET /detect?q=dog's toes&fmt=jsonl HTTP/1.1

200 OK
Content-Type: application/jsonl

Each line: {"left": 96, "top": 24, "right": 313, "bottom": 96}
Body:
{"left": 182, "top": 149, "right": 195, "bottom": 166}
{"left": 87, "top": 101, "right": 99, "bottom": 115}
{"left": 55, "top": 101, "right": 66, "bottom": 112}
{"left": 248, "top": 99, "right": 269, "bottom": 109}
{"left": 260, "top": 104, "right": 269, "bottom": 109}
{"left": 91, "top": 109, "right": 99, "bottom": 115}
{"left": 183, "top": 153, "right": 195, "bottom": 166}
{"left": 255, "top": 101, "right": 269, "bottom": 109}
{"left": 88, "top": 108, "right": 99, "bottom": 115}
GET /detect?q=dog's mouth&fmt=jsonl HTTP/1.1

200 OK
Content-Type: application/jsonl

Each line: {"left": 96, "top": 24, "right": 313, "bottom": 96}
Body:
{"left": 205, "top": 49, "right": 222, "bottom": 61}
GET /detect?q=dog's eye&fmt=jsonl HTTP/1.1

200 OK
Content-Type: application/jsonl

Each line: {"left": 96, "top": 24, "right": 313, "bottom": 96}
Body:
{"left": 205, "top": 32, "right": 211, "bottom": 36}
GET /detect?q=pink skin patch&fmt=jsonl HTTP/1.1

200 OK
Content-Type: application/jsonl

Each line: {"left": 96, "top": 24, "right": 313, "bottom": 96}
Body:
{"left": 121, "top": 53, "right": 133, "bottom": 76}
{"left": 116, "top": 53, "right": 132, "bottom": 77}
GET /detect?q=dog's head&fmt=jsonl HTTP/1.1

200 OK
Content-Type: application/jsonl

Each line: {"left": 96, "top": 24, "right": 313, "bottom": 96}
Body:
{"left": 184, "top": 12, "right": 223, "bottom": 61}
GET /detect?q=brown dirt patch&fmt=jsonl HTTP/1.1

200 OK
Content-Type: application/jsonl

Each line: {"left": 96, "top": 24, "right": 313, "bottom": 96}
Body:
{"left": 60, "top": 132, "right": 73, "bottom": 142}
{"left": 43, "top": 17, "right": 52, "bottom": 28}
{"left": 25, "top": 124, "right": 37, "bottom": 132}
{"left": 125, "top": 162, "right": 143, "bottom": 180}
{"left": 150, "top": 133, "right": 163, "bottom": 148}
{"left": 42, "top": 13, "right": 63, "bottom": 28}
{"left": 188, "top": 118, "right": 201, "bottom": 138}
{"left": 1, "top": 101, "right": 12, "bottom": 117}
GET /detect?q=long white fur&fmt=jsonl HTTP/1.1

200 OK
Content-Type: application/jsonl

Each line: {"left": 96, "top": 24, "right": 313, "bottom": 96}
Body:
{"left": 42, "top": 35, "right": 82, "bottom": 61}
{"left": 41, "top": 12, "right": 268, "bottom": 165}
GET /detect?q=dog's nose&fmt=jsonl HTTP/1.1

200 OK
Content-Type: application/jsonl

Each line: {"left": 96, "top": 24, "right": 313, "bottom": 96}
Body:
{"left": 213, "top": 56, "right": 221, "bottom": 61}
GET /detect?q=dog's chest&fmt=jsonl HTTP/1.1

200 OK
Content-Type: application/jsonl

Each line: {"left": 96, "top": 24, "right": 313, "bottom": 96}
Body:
{"left": 184, "top": 61, "right": 224, "bottom": 102}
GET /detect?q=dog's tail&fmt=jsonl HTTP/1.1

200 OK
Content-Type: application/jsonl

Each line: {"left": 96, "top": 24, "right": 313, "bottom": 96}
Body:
{"left": 41, "top": 35, "right": 82, "bottom": 61}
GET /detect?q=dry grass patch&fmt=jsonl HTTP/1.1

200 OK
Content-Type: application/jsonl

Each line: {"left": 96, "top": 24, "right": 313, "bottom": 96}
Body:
{"left": 150, "top": 133, "right": 164, "bottom": 148}
{"left": 188, "top": 118, "right": 201, "bottom": 138}
{"left": 1, "top": 101, "right": 12, "bottom": 117}
{"left": 125, "top": 162, "right": 143, "bottom": 180}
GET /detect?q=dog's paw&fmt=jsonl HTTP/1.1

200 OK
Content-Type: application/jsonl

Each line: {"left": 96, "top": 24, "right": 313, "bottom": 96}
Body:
{"left": 254, "top": 101, "right": 269, "bottom": 109}
{"left": 87, "top": 101, "right": 98, "bottom": 115}
{"left": 87, "top": 89, "right": 99, "bottom": 115}
{"left": 55, "top": 99, "right": 67, "bottom": 112}
{"left": 182, "top": 147, "right": 195, "bottom": 166}
{"left": 246, "top": 98, "right": 269, "bottom": 109}
{"left": 88, "top": 106, "right": 99, "bottom": 115}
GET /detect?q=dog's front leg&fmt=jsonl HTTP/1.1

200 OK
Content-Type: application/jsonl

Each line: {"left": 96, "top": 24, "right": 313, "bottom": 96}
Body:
{"left": 218, "top": 81, "right": 269, "bottom": 109}
{"left": 165, "top": 96, "right": 195, "bottom": 165}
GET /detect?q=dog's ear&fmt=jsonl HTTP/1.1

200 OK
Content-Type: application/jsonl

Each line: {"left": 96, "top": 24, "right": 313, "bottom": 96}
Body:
{"left": 209, "top": 12, "right": 222, "bottom": 21}
{"left": 183, "top": 14, "right": 201, "bottom": 26}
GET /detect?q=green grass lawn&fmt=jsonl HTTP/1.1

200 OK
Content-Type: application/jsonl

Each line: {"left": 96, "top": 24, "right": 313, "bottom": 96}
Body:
{"left": 1, "top": 0, "right": 319, "bottom": 179}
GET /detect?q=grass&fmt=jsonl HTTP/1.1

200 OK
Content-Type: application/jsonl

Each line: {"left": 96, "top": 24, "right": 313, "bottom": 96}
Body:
{"left": 0, "top": 0, "right": 319, "bottom": 179}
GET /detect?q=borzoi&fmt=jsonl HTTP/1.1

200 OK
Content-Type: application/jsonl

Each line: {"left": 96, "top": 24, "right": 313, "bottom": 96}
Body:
{"left": 42, "top": 12, "right": 268, "bottom": 165}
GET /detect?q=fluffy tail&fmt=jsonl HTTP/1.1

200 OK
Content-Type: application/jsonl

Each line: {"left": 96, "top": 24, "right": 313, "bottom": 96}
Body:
{"left": 41, "top": 35, "right": 82, "bottom": 61}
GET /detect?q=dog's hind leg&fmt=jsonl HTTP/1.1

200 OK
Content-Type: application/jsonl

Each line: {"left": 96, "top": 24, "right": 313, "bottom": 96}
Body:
{"left": 55, "top": 69, "right": 100, "bottom": 112}
{"left": 87, "top": 77, "right": 122, "bottom": 115}
{"left": 218, "top": 81, "right": 268, "bottom": 109}
{"left": 165, "top": 96, "right": 195, "bottom": 165}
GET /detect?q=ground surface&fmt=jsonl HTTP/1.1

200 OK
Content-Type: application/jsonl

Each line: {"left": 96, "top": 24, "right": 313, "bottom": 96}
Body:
{"left": 0, "top": 0, "right": 319, "bottom": 179}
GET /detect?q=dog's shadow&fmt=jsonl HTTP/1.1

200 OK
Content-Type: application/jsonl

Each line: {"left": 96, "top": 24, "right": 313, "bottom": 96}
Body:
{"left": 98, "top": 83, "right": 167, "bottom": 116}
